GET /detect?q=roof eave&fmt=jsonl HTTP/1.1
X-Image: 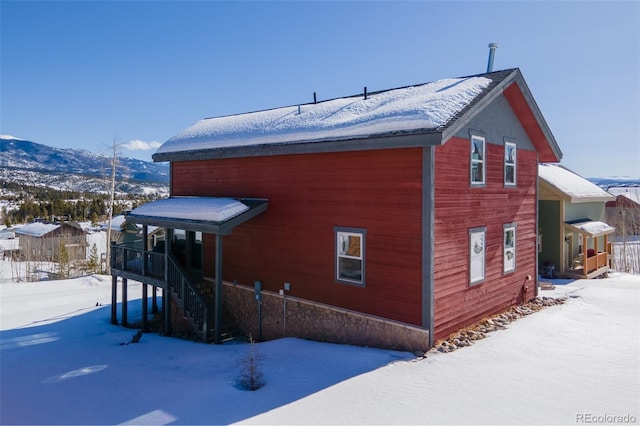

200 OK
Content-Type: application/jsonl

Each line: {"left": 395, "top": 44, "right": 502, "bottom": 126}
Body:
{"left": 569, "top": 195, "right": 616, "bottom": 203}
{"left": 153, "top": 131, "right": 444, "bottom": 163}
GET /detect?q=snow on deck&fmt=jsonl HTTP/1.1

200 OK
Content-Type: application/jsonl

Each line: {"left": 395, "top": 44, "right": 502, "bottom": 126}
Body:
{"left": 156, "top": 76, "right": 492, "bottom": 155}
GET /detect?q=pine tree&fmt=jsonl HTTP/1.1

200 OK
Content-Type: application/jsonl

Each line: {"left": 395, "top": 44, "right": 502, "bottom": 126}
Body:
{"left": 56, "top": 240, "right": 70, "bottom": 279}
{"left": 88, "top": 243, "right": 99, "bottom": 274}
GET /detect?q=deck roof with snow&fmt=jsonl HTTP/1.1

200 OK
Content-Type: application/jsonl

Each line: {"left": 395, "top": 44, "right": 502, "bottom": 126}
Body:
{"left": 154, "top": 68, "right": 561, "bottom": 163}
{"left": 126, "top": 197, "right": 268, "bottom": 235}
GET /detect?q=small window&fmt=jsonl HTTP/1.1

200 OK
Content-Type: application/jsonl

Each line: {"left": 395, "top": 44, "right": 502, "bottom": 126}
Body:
{"left": 335, "top": 227, "right": 366, "bottom": 286}
{"left": 471, "top": 135, "right": 485, "bottom": 185}
{"left": 469, "top": 227, "right": 486, "bottom": 285}
{"left": 503, "top": 223, "right": 516, "bottom": 273}
{"left": 504, "top": 141, "right": 517, "bottom": 186}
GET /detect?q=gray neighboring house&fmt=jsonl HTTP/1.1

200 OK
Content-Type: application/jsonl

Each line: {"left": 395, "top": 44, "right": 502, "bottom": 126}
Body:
{"left": 103, "top": 215, "right": 165, "bottom": 249}
{"left": 16, "top": 222, "right": 87, "bottom": 262}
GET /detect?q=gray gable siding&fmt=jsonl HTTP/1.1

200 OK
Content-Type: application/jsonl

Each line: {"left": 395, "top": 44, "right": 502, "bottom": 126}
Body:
{"left": 453, "top": 94, "right": 535, "bottom": 151}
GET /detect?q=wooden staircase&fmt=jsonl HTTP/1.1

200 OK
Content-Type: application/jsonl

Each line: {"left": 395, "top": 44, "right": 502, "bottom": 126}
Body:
{"left": 166, "top": 255, "right": 241, "bottom": 343}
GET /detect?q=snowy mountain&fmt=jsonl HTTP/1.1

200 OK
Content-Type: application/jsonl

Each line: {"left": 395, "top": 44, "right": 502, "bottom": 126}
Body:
{"left": 0, "top": 135, "right": 169, "bottom": 195}
{"left": 588, "top": 176, "right": 640, "bottom": 190}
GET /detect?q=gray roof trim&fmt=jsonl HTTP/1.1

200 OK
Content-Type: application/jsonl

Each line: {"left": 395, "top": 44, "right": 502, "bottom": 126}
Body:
{"left": 153, "top": 132, "right": 444, "bottom": 162}
{"left": 125, "top": 198, "right": 268, "bottom": 235}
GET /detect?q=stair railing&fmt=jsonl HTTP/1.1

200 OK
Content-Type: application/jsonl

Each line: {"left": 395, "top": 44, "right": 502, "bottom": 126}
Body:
{"left": 166, "top": 255, "right": 210, "bottom": 341}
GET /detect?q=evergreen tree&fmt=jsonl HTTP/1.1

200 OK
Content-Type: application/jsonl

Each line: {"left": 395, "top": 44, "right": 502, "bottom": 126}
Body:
{"left": 87, "top": 243, "right": 99, "bottom": 274}
{"left": 56, "top": 240, "right": 71, "bottom": 279}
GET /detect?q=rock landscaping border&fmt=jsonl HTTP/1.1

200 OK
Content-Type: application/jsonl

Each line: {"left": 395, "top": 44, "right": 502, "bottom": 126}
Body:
{"left": 427, "top": 296, "right": 567, "bottom": 355}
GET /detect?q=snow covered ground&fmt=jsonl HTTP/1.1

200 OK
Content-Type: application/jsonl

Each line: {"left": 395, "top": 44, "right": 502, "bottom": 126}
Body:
{"left": 0, "top": 240, "right": 638, "bottom": 424}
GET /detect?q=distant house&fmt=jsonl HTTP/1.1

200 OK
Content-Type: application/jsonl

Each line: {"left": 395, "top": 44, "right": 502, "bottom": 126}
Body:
{"left": 102, "top": 215, "right": 139, "bottom": 245}
{"left": 0, "top": 228, "right": 16, "bottom": 239}
{"left": 606, "top": 187, "right": 640, "bottom": 236}
{"left": 16, "top": 222, "right": 87, "bottom": 262}
{"left": 538, "top": 163, "right": 615, "bottom": 279}
{"left": 103, "top": 215, "right": 166, "bottom": 250}
{"left": 110, "top": 68, "right": 562, "bottom": 352}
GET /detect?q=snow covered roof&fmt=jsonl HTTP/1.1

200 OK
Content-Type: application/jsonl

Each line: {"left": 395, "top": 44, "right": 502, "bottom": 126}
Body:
{"left": 565, "top": 219, "right": 615, "bottom": 237}
{"left": 100, "top": 215, "right": 130, "bottom": 231}
{"left": 15, "top": 222, "right": 60, "bottom": 237}
{"left": 131, "top": 197, "right": 249, "bottom": 222}
{"left": 156, "top": 76, "right": 491, "bottom": 155}
{"left": 608, "top": 187, "right": 640, "bottom": 205}
{"left": 539, "top": 163, "right": 614, "bottom": 203}
{"left": 126, "top": 197, "right": 268, "bottom": 235}
{"left": 153, "top": 68, "right": 561, "bottom": 163}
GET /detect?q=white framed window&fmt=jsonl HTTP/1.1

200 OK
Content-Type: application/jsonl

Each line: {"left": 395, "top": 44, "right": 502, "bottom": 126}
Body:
{"left": 469, "top": 227, "right": 486, "bottom": 286}
{"left": 503, "top": 223, "right": 516, "bottom": 273}
{"left": 504, "top": 141, "right": 517, "bottom": 186}
{"left": 470, "top": 135, "right": 485, "bottom": 185}
{"left": 335, "top": 227, "right": 366, "bottom": 286}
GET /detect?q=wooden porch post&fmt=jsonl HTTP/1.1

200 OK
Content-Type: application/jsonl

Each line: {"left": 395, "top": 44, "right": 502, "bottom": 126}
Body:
{"left": 163, "top": 289, "right": 171, "bottom": 336}
{"left": 142, "top": 283, "right": 148, "bottom": 332}
{"left": 214, "top": 233, "right": 223, "bottom": 344}
{"left": 111, "top": 275, "right": 118, "bottom": 325}
{"left": 152, "top": 287, "right": 158, "bottom": 314}
{"left": 142, "top": 225, "right": 148, "bottom": 276}
{"left": 164, "top": 228, "right": 172, "bottom": 336}
{"left": 122, "top": 277, "right": 128, "bottom": 327}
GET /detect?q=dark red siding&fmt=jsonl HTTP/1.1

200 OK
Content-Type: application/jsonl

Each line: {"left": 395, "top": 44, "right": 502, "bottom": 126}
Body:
{"left": 433, "top": 136, "right": 538, "bottom": 340}
{"left": 171, "top": 148, "right": 424, "bottom": 325}
{"left": 504, "top": 82, "right": 559, "bottom": 163}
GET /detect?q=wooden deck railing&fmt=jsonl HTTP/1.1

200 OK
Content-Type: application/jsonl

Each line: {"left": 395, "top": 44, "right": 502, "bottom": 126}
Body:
{"left": 584, "top": 242, "right": 613, "bottom": 275}
{"left": 111, "top": 242, "right": 210, "bottom": 341}
{"left": 111, "top": 242, "right": 165, "bottom": 280}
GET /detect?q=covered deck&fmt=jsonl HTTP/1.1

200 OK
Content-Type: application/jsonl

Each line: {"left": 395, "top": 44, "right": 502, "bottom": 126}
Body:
{"left": 110, "top": 197, "right": 268, "bottom": 343}
{"left": 562, "top": 219, "right": 615, "bottom": 279}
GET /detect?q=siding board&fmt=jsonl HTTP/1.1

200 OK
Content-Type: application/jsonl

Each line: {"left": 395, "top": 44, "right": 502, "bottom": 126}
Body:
{"left": 433, "top": 136, "right": 538, "bottom": 340}
{"left": 174, "top": 148, "right": 424, "bottom": 325}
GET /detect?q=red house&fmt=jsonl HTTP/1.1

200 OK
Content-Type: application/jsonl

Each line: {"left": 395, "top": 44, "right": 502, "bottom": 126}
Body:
{"left": 110, "top": 68, "right": 562, "bottom": 352}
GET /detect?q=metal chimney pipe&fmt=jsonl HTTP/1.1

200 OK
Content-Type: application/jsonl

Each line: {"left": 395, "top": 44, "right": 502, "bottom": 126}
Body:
{"left": 487, "top": 43, "right": 498, "bottom": 72}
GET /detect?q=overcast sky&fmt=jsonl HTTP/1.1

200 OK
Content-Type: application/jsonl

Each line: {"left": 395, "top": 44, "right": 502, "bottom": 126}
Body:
{"left": 1, "top": 1, "right": 638, "bottom": 178}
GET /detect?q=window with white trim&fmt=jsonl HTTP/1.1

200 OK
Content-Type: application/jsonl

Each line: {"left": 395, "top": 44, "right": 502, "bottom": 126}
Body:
{"left": 470, "top": 135, "right": 485, "bottom": 185}
{"left": 504, "top": 141, "right": 517, "bottom": 186}
{"left": 503, "top": 223, "right": 516, "bottom": 273}
{"left": 469, "top": 227, "right": 486, "bottom": 286}
{"left": 335, "top": 227, "right": 366, "bottom": 286}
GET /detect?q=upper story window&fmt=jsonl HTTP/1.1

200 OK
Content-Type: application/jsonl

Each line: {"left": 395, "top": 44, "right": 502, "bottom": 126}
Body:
{"left": 335, "top": 227, "right": 366, "bottom": 286}
{"left": 470, "top": 135, "right": 486, "bottom": 185}
{"left": 504, "top": 141, "right": 517, "bottom": 186}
